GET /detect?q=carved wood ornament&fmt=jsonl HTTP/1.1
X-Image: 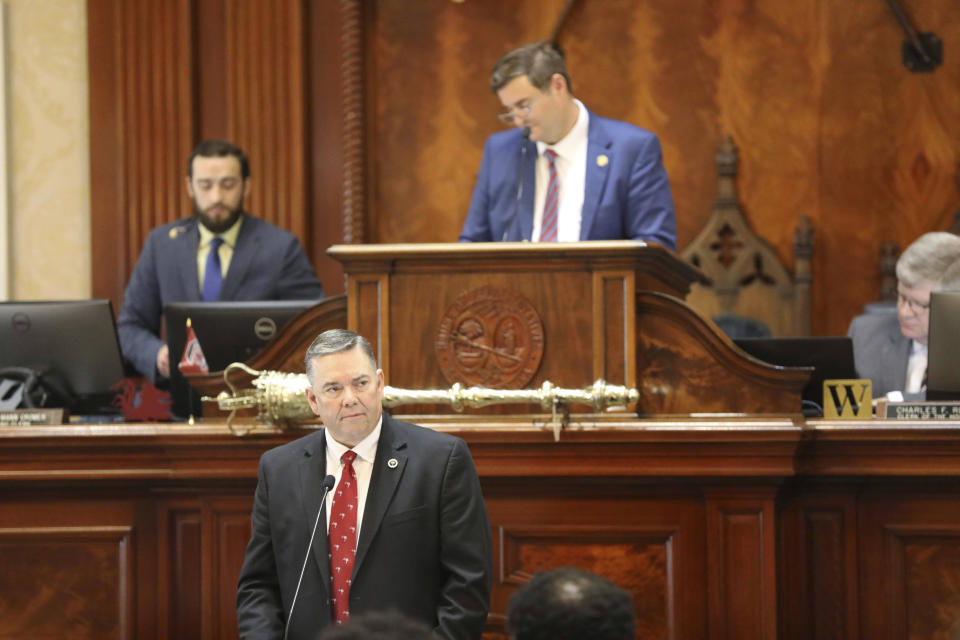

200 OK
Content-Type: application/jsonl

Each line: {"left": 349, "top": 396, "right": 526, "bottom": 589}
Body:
{"left": 435, "top": 286, "right": 545, "bottom": 389}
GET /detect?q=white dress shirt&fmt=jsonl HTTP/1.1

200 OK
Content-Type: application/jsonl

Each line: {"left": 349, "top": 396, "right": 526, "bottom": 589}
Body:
{"left": 532, "top": 99, "right": 589, "bottom": 242}
{"left": 324, "top": 417, "right": 382, "bottom": 540}
{"left": 905, "top": 340, "right": 928, "bottom": 394}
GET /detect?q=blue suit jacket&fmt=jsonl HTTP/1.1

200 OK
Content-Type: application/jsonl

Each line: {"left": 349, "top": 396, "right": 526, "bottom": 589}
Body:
{"left": 117, "top": 215, "right": 324, "bottom": 381}
{"left": 459, "top": 112, "right": 677, "bottom": 250}
{"left": 848, "top": 312, "right": 910, "bottom": 398}
{"left": 236, "top": 414, "right": 493, "bottom": 640}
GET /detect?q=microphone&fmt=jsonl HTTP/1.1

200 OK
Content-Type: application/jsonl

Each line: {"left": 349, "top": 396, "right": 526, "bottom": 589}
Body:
{"left": 284, "top": 473, "right": 336, "bottom": 640}
{"left": 501, "top": 126, "right": 531, "bottom": 242}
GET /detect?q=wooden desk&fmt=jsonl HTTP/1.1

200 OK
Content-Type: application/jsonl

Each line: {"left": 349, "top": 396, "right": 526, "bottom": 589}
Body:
{"left": 3, "top": 418, "right": 960, "bottom": 640}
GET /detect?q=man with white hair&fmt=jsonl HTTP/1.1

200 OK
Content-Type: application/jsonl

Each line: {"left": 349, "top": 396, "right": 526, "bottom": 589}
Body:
{"left": 848, "top": 232, "right": 960, "bottom": 398}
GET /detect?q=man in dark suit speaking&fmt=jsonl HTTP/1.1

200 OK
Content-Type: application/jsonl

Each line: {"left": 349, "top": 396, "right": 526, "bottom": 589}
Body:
{"left": 459, "top": 41, "right": 676, "bottom": 249}
{"left": 236, "top": 329, "right": 493, "bottom": 640}
{"left": 117, "top": 139, "right": 324, "bottom": 383}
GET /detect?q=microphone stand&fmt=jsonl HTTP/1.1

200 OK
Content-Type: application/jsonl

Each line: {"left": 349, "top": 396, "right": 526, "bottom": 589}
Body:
{"left": 501, "top": 126, "right": 531, "bottom": 241}
{"left": 284, "top": 473, "right": 336, "bottom": 640}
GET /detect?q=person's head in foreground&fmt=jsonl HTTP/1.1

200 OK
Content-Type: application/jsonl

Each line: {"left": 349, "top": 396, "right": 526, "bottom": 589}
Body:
{"left": 506, "top": 566, "right": 635, "bottom": 640}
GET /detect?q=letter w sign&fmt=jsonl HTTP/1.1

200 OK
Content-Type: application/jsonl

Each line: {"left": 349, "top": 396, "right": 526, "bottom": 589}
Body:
{"left": 823, "top": 379, "right": 873, "bottom": 418}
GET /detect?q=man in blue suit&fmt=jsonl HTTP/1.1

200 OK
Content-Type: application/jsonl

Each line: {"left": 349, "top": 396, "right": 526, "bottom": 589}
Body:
{"left": 459, "top": 41, "right": 676, "bottom": 250}
{"left": 117, "top": 140, "right": 324, "bottom": 382}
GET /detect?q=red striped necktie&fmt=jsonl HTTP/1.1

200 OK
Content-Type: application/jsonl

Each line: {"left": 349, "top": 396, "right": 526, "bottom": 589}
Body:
{"left": 539, "top": 149, "right": 559, "bottom": 242}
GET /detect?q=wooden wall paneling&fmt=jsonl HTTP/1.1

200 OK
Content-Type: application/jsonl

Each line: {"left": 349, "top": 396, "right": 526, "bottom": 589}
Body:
{"left": 0, "top": 499, "right": 140, "bottom": 640}
{"left": 88, "top": 0, "right": 196, "bottom": 314}
{"left": 592, "top": 271, "right": 635, "bottom": 392}
{"left": 498, "top": 524, "right": 677, "bottom": 640}
{"left": 777, "top": 489, "right": 859, "bottom": 640}
{"left": 348, "top": 275, "right": 389, "bottom": 373}
{"left": 486, "top": 481, "right": 707, "bottom": 640}
{"left": 9, "top": 425, "right": 960, "bottom": 638}
{"left": 368, "top": 1, "right": 534, "bottom": 244}
{"left": 573, "top": 1, "right": 719, "bottom": 256}
{"left": 220, "top": 0, "right": 308, "bottom": 244}
{"left": 0, "top": 525, "right": 134, "bottom": 640}
{"left": 342, "top": 0, "right": 367, "bottom": 245}
{"left": 157, "top": 502, "right": 203, "bottom": 640}
{"left": 133, "top": 497, "right": 160, "bottom": 640}
{"left": 705, "top": 488, "right": 778, "bottom": 640}
{"left": 818, "top": 3, "right": 960, "bottom": 335}
{"left": 195, "top": 1, "right": 227, "bottom": 140}
{"left": 859, "top": 488, "right": 960, "bottom": 640}
{"left": 699, "top": 2, "right": 822, "bottom": 316}
{"left": 204, "top": 497, "right": 255, "bottom": 640}
{"left": 306, "top": 1, "right": 348, "bottom": 294}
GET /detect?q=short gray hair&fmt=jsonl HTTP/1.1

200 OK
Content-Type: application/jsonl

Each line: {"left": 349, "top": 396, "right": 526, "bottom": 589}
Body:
{"left": 304, "top": 329, "right": 376, "bottom": 383}
{"left": 941, "top": 256, "right": 960, "bottom": 291}
{"left": 896, "top": 232, "right": 960, "bottom": 290}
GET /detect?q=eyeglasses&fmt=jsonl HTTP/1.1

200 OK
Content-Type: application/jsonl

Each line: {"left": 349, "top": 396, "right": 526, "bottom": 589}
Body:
{"left": 897, "top": 289, "right": 931, "bottom": 313}
{"left": 497, "top": 93, "right": 541, "bottom": 125}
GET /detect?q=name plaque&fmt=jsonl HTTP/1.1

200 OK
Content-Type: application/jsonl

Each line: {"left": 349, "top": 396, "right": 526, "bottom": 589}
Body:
{"left": 0, "top": 408, "right": 66, "bottom": 426}
{"left": 881, "top": 402, "right": 960, "bottom": 420}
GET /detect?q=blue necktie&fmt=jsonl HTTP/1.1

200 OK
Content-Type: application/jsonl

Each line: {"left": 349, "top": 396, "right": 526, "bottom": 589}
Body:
{"left": 202, "top": 237, "right": 224, "bottom": 301}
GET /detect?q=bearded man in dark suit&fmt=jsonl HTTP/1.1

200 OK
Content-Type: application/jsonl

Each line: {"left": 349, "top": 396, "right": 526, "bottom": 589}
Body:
{"left": 117, "top": 139, "right": 324, "bottom": 383}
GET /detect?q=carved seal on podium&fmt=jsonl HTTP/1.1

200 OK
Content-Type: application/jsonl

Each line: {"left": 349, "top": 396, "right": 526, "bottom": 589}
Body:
{"left": 435, "top": 286, "right": 544, "bottom": 388}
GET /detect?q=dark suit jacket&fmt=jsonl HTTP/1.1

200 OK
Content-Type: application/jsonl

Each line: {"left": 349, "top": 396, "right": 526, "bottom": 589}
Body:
{"left": 236, "top": 415, "right": 493, "bottom": 640}
{"left": 848, "top": 311, "right": 910, "bottom": 398}
{"left": 117, "top": 215, "right": 324, "bottom": 381}
{"left": 458, "top": 111, "right": 677, "bottom": 250}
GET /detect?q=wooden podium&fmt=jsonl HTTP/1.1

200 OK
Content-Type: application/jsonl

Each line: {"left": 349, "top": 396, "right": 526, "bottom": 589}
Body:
{"left": 192, "top": 241, "right": 807, "bottom": 417}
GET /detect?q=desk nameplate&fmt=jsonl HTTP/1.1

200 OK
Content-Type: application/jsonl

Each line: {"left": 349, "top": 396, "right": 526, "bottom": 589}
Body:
{"left": 881, "top": 401, "right": 960, "bottom": 420}
{"left": 0, "top": 409, "right": 65, "bottom": 426}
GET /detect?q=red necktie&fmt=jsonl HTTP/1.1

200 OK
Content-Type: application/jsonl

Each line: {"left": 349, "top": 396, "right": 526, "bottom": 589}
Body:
{"left": 329, "top": 450, "right": 358, "bottom": 624}
{"left": 539, "top": 149, "right": 559, "bottom": 242}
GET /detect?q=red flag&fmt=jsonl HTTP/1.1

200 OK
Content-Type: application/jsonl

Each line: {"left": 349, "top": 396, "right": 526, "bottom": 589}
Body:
{"left": 178, "top": 318, "right": 209, "bottom": 374}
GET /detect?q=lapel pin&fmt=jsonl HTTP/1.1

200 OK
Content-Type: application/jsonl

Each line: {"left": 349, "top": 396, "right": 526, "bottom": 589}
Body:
{"left": 596, "top": 155, "right": 609, "bottom": 168}
{"left": 387, "top": 458, "right": 398, "bottom": 469}
{"left": 169, "top": 228, "right": 179, "bottom": 239}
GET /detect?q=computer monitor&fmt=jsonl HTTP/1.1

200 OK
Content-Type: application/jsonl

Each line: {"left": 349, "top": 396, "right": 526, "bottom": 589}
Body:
{"left": 927, "top": 291, "right": 960, "bottom": 401}
{"left": 163, "top": 300, "right": 317, "bottom": 417}
{"left": 734, "top": 336, "right": 858, "bottom": 415}
{"left": 0, "top": 299, "right": 125, "bottom": 412}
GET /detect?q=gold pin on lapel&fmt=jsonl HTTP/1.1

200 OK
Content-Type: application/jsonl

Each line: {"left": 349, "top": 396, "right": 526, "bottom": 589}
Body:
{"left": 387, "top": 458, "right": 399, "bottom": 469}
{"left": 169, "top": 228, "right": 179, "bottom": 239}
{"left": 596, "top": 155, "right": 609, "bottom": 168}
